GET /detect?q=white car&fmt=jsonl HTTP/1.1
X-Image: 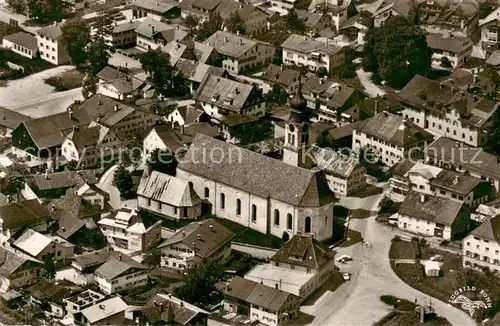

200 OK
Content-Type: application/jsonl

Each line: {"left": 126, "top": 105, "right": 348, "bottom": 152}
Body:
{"left": 342, "top": 273, "right": 351, "bottom": 281}
{"left": 337, "top": 255, "right": 352, "bottom": 262}
{"left": 430, "top": 255, "right": 444, "bottom": 262}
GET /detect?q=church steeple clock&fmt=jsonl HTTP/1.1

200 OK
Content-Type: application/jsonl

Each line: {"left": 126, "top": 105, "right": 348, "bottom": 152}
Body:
{"left": 283, "top": 75, "right": 312, "bottom": 168}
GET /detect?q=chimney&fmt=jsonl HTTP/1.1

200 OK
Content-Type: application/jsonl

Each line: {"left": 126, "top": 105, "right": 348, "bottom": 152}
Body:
{"left": 324, "top": 38, "right": 328, "bottom": 46}
{"left": 114, "top": 104, "right": 119, "bottom": 112}
{"left": 473, "top": 74, "right": 478, "bottom": 85}
{"left": 239, "top": 39, "right": 243, "bottom": 45}
{"left": 303, "top": 35, "right": 307, "bottom": 40}
{"left": 176, "top": 25, "right": 180, "bottom": 30}
{"left": 98, "top": 97, "right": 102, "bottom": 105}
{"left": 69, "top": 110, "right": 73, "bottom": 120}
{"left": 151, "top": 25, "right": 155, "bottom": 35}
{"left": 453, "top": 176, "right": 459, "bottom": 184}
{"left": 440, "top": 83, "right": 444, "bottom": 89}
{"left": 51, "top": 204, "right": 56, "bottom": 212}
{"left": 153, "top": 300, "right": 157, "bottom": 306}
{"left": 180, "top": 125, "right": 185, "bottom": 135}
{"left": 235, "top": 87, "right": 240, "bottom": 94}
{"left": 53, "top": 21, "right": 57, "bottom": 26}
{"left": 159, "top": 302, "right": 163, "bottom": 312}
{"left": 374, "top": 99, "right": 379, "bottom": 115}
{"left": 280, "top": 64, "right": 283, "bottom": 71}
{"left": 193, "top": 242, "right": 196, "bottom": 249}
{"left": 236, "top": 30, "right": 240, "bottom": 36}
{"left": 176, "top": 43, "right": 180, "bottom": 50}
{"left": 180, "top": 301, "right": 184, "bottom": 307}
{"left": 169, "top": 294, "right": 172, "bottom": 298}
{"left": 209, "top": 225, "right": 213, "bottom": 231}
{"left": 224, "top": 36, "right": 228, "bottom": 43}
{"left": 197, "top": 233, "right": 201, "bottom": 240}
{"left": 2, "top": 115, "right": 5, "bottom": 120}
{"left": 420, "top": 194, "right": 426, "bottom": 203}
{"left": 118, "top": 254, "right": 122, "bottom": 261}
{"left": 182, "top": 231, "right": 186, "bottom": 236}
{"left": 61, "top": 226, "right": 65, "bottom": 232}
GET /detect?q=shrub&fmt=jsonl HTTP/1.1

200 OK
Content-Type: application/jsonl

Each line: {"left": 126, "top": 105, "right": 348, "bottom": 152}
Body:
{"left": 282, "top": 231, "right": 290, "bottom": 242}
{"left": 392, "top": 235, "right": 401, "bottom": 242}
{"left": 380, "top": 295, "right": 399, "bottom": 306}
{"left": 411, "top": 240, "right": 421, "bottom": 259}
{"left": 419, "top": 238, "right": 427, "bottom": 247}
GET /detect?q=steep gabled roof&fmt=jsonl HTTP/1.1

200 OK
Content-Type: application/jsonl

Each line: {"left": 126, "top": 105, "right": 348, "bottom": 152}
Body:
{"left": 178, "top": 134, "right": 335, "bottom": 207}
{"left": 95, "top": 255, "right": 147, "bottom": 280}
{"left": 271, "top": 233, "right": 335, "bottom": 269}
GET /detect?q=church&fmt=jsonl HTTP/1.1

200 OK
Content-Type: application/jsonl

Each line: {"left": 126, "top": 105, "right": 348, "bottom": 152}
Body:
{"left": 176, "top": 82, "right": 336, "bottom": 241}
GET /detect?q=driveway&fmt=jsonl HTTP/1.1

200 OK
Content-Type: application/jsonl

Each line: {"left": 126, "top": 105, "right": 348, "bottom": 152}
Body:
{"left": 356, "top": 69, "right": 386, "bottom": 98}
{"left": 97, "top": 165, "right": 138, "bottom": 210}
{"left": 302, "top": 209, "right": 476, "bottom": 325}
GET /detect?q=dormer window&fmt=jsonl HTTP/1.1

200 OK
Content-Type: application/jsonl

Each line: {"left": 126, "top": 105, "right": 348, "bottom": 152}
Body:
{"left": 211, "top": 94, "right": 220, "bottom": 102}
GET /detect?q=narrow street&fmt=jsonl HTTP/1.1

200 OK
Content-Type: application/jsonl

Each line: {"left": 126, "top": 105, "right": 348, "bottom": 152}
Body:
{"left": 301, "top": 183, "right": 476, "bottom": 325}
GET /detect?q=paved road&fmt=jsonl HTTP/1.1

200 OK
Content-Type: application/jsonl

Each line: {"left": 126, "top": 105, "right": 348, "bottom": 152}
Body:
{"left": 302, "top": 186, "right": 476, "bottom": 326}
{"left": 356, "top": 69, "right": 386, "bottom": 98}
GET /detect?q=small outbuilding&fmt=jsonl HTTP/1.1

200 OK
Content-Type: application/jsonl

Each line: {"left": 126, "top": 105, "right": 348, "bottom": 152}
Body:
{"left": 424, "top": 260, "right": 442, "bottom": 277}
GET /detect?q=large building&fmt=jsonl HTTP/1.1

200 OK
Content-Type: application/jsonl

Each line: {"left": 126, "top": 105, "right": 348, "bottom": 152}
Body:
{"left": 245, "top": 233, "right": 336, "bottom": 299}
{"left": 281, "top": 34, "right": 345, "bottom": 73}
{"left": 398, "top": 75, "right": 499, "bottom": 147}
{"left": 2, "top": 32, "right": 38, "bottom": 59}
{"left": 352, "top": 111, "right": 433, "bottom": 167}
{"left": 479, "top": 6, "right": 500, "bottom": 54}
{"left": 94, "top": 254, "right": 148, "bottom": 295}
{"left": 36, "top": 23, "right": 69, "bottom": 65}
{"left": 205, "top": 31, "right": 275, "bottom": 74}
{"left": 463, "top": 215, "right": 500, "bottom": 273}
{"left": 158, "top": 219, "right": 235, "bottom": 270}
{"left": 426, "top": 32, "right": 473, "bottom": 68}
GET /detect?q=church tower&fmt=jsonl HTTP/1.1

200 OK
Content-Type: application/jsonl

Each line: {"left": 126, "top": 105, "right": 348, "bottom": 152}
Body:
{"left": 283, "top": 76, "right": 312, "bottom": 168}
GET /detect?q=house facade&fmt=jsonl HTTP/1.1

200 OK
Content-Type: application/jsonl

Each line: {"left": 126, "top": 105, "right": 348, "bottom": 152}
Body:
{"left": 36, "top": 23, "right": 69, "bottom": 65}
{"left": 426, "top": 33, "right": 473, "bottom": 68}
{"left": 94, "top": 255, "right": 148, "bottom": 295}
{"left": 463, "top": 216, "right": 500, "bottom": 273}
{"left": 0, "top": 247, "right": 41, "bottom": 292}
{"left": 2, "top": 32, "right": 38, "bottom": 59}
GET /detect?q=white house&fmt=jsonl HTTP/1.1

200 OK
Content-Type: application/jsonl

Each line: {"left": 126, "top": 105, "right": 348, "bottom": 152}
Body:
{"left": 223, "top": 276, "right": 301, "bottom": 326}
{"left": 2, "top": 32, "right": 38, "bottom": 59}
{"left": 166, "top": 104, "right": 206, "bottom": 126}
{"left": 389, "top": 161, "right": 442, "bottom": 197}
{"left": 397, "top": 192, "right": 471, "bottom": 240}
{"left": 94, "top": 254, "right": 148, "bottom": 295}
{"left": 426, "top": 32, "right": 473, "bottom": 68}
{"left": 281, "top": 34, "right": 345, "bottom": 73}
{"left": 135, "top": 17, "right": 188, "bottom": 51}
{"left": 137, "top": 170, "right": 202, "bottom": 220}
{"left": 176, "top": 134, "right": 336, "bottom": 241}
{"left": 63, "top": 290, "right": 106, "bottom": 317}
{"left": 463, "top": 215, "right": 500, "bottom": 273}
{"left": 36, "top": 22, "right": 69, "bottom": 65}
{"left": 74, "top": 296, "right": 128, "bottom": 325}
{"left": 478, "top": 5, "right": 500, "bottom": 54}
{"left": 98, "top": 208, "right": 162, "bottom": 252}
{"left": 158, "top": 219, "right": 234, "bottom": 270}
{"left": 13, "top": 229, "right": 74, "bottom": 262}
{"left": 352, "top": 111, "right": 433, "bottom": 167}
{"left": 269, "top": 0, "right": 296, "bottom": 15}
{"left": 244, "top": 234, "right": 336, "bottom": 299}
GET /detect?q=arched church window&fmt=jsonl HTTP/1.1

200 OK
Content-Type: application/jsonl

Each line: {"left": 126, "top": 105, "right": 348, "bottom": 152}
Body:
{"left": 274, "top": 209, "right": 280, "bottom": 226}
{"left": 287, "top": 214, "right": 292, "bottom": 230}
{"left": 251, "top": 205, "right": 257, "bottom": 222}
{"left": 305, "top": 216, "right": 311, "bottom": 233}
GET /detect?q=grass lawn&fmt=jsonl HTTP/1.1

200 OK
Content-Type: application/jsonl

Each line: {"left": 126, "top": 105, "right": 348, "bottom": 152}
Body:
{"left": 213, "top": 217, "right": 284, "bottom": 249}
{"left": 349, "top": 209, "right": 373, "bottom": 219}
{"left": 375, "top": 295, "right": 451, "bottom": 326}
{"left": 389, "top": 239, "right": 416, "bottom": 259}
{"left": 44, "top": 69, "right": 84, "bottom": 91}
{"left": 0, "top": 22, "right": 21, "bottom": 41}
{"left": 3, "top": 50, "right": 55, "bottom": 77}
{"left": 350, "top": 184, "right": 383, "bottom": 198}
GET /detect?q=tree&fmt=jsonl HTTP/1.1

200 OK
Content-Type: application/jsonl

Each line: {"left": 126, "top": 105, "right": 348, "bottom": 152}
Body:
{"left": 266, "top": 84, "right": 288, "bottom": 105}
{"left": 227, "top": 12, "right": 245, "bottom": 35}
{"left": 113, "top": 165, "right": 134, "bottom": 199}
{"left": 148, "top": 148, "right": 178, "bottom": 175}
{"left": 81, "top": 71, "right": 97, "bottom": 99}
{"left": 363, "top": 17, "right": 431, "bottom": 89}
{"left": 143, "top": 248, "right": 161, "bottom": 267}
{"left": 140, "top": 50, "right": 174, "bottom": 95}
{"left": 231, "top": 120, "right": 273, "bottom": 145}
{"left": 39, "top": 255, "right": 56, "bottom": 279}
{"left": 0, "top": 49, "right": 9, "bottom": 69}
{"left": 87, "top": 38, "right": 110, "bottom": 75}
{"left": 184, "top": 15, "right": 199, "bottom": 34}
{"left": 286, "top": 9, "right": 305, "bottom": 33}
{"left": 484, "top": 108, "right": 500, "bottom": 156}
{"left": 196, "top": 12, "right": 223, "bottom": 41}
{"left": 174, "top": 262, "right": 225, "bottom": 305}
{"left": 282, "top": 231, "right": 290, "bottom": 242}
{"left": 315, "top": 130, "right": 335, "bottom": 148}
{"left": 27, "top": 0, "right": 63, "bottom": 23}
{"left": 62, "top": 19, "right": 91, "bottom": 68}
{"left": 317, "top": 67, "right": 328, "bottom": 78}
{"left": 0, "top": 174, "right": 24, "bottom": 201}
{"left": 440, "top": 56, "right": 452, "bottom": 68}
{"left": 7, "top": 0, "right": 26, "bottom": 14}
{"left": 272, "top": 48, "right": 283, "bottom": 65}
{"left": 92, "top": 11, "right": 113, "bottom": 40}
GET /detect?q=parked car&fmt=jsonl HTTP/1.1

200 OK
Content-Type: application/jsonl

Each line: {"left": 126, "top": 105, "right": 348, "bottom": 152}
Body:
{"left": 342, "top": 273, "right": 351, "bottom": 281}
{"left": 337, "top": 255, "right": 352, "bottom": 263}
{"left": 430, "top": 255, "right": 443, "bottom": 262}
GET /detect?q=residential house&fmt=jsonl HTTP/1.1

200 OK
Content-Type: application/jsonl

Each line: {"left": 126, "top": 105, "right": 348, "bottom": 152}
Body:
{"left": 205, "top": 31, "right": 274, "bottom": 74}
{"left": 179, "top": 0, "right": 222, "bottom": 21}
{"left": 175, "top": 59, "right": 228, "bottom": 94}
{"left": 479, "top": 6, "right": 500, "bottom": 54}
{"left": 180, "top": 39, "right": 219, "bottom": 64}
{"left": 137, "top": 170, "right": 202, "bottom": 220}
{"left": 260, "top": 64, "right": 300, "bottom": 95}
{"left": 135, "top": 17, "right": 188, "bottom": 51}
{"left": 398, "top": 75, "right": 499, "bottom": 147}
{"left": 0, "top": 107, "right": 30, "bottom": 137}
{"left": 463, "top": 215, "right": 500, "bottom": 272}
{"left": 73, "top": 296, "right": 129, "bottom": 325}
{"left": 314, "top": 0, "right": 349, "bottom": 31}
{"left": 67, "top": 249, "right": 115, "bottom": 286}
{"left": 269, "top": 0, "right": 296, "bottom": 15}
{"left": 352, "top": 111, "right": 433, "bottom": 167}
{"left": 471, "top": 200, "right": 500, "bottom": 223}
{"left": 0, "top": 200, "right": 51, "bottom": 240}
{"left": 29, "top": 280, "right": 80, "bottom": 318}
{"left": 296, "top": 10, "right": 331, "bottom": 34}
{"left": 12, "top": 229, "right": 74, "bottom": 262}
{"left": 216, "top": 114, "right": 261, "bottom": 143}
{"left": 133, "top": 0, "right": 180, "bottom": 21}
{"left": 397, "top": 192, "right": 471, "bottom": 240}
{"left": 2, "top": 32, "right": 37, "bottom": 59}
{"left": 142, "top": 123, "right": 219, "bottom": 158}
{"left": 98, "top": 208, "right": 162, "bottom": 252}
{"left": 338, "top": 12, "right": 372, "bottom": 46}
{"left": 63, "top": 290, "right": 106, "bottom": 317}
{"left": 76, "top": 182, "right": 109, "bottom": 209}
{"left": 389, "top": 161, "right": 443, "bottom": 197}
{"left": 236, "top": 5, "right": 269, "bottom": 35}
{"left": 245, "top": 233, "right": 336, "bottom": 299}
{"left": 281, "top": 34, "right": 345, "bottom": 73}
{"left": 96, "top": 66, "right": 145, "bottom": 100}
{"left": 426, "top": 32, "right": 473, "bottom": 68}
{"left": 362, "top": 0, "right": 415, "bottom": 28}
{"left": 311, "top": 146, "right": 366, "bottom": 197}
{"left": 166, "top": 104, "right": 209, "bottom": 126}
{"left": 24, "top": 170, "right": 99, "bottom": 200}
{"left": 425, "top": 137, "right": 500, "bottom": 192}
{"left": 107, "top": 20, "right": 140, "bottom": 48}
{"left": 128, "top": 293, "right": 209, "bottom": 325}
{"left": 158, "top": 219, "right": 234, "bottom": 270}
{"left": 94, "top": 254, "right": 148, "bottom": 295}
{"left": 0, "top": 246, "right": 41, "bottom": 291}
{"left": 194, "top": 75, "right": 266, "bottom": 119}
{"left": 223, "top": 276, "right": 301, "bottom": 326}
{"left": 419, "top": 0, "right": 479, "bottom": 37}
{"left": 176, "top": 134, "right": 336, "bottom": 241}
{"left": 36, "top": 22, "right": 69, "bottom": 65}
{"left": 343, "top": 93, "right": 401, "bottom": 122}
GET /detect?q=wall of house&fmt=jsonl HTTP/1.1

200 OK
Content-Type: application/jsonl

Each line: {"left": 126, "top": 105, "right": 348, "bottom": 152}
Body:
{"left": 397, "top": 213, "right": 452, "bottom": 240}
{"left": 109, "top": 30, "right": 137, "bottom": 48}
{"left": 352, "top": 129, "right": 405, "bottom": 167}
{"left": 282, "top": 47, "right": 340, "bottom": 73}
{"left": 4, "top": 266, "right": 39, "bottom": 290}
{"left": 95, "top": 269, "right": 148, "bottom": 295}
{"left": 112, "top": 110, "right": 158, "bottom": 140}
{"left": 2, "top": 39, "right": 36, "bottom": 59}
{"left": 161, "top": 242, "right": 195, "bottom": 270}
{"left": 137, "top": 34, "right": 160, "bottom": 51}
{"left": 463, "top": 234, "right": 500, "bottom": 273}
{"left": 143, "top": 129, "right": 168, "bottom": 159}
{"left": 270, "top": 0, "right": 294, "bottom": 15}
{"left": 139, "top": 222, "right": 162, "bottom": 251}
{"left": 37, "top": 35, "right": 68, "bottom": 65}
{"left": 373, "top": 8, "right": 401, "bottom": 27}
{"left": 98, "top": 82, "right": 125, "bottom": 100}
{"left": 137, "top": 195, "right": 202, "bottom": 220}
{"left": 250, "top": 305, "right": 278, "bottom": 326}
{"left": 200, "top": 101, "right": 266, "bottom": 120}
{"left": 80, "top": 189, "right": 106, "bottom": 209}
